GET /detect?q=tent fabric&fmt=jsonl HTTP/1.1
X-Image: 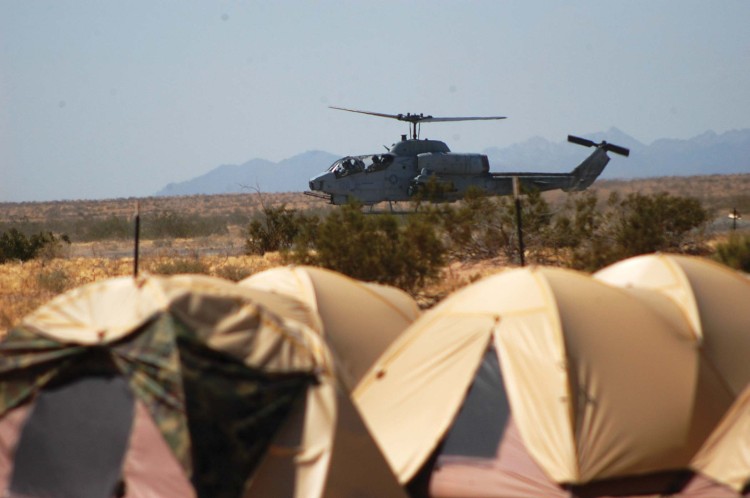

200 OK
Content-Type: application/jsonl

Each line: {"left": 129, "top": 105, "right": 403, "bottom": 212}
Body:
{"left": 122, "top": 400, "right": 197, "bottom": 498}
{"left": 0, "top": 273, "right": 406, "bottom": 498}
{"left": 241, "top": 265, "right": 420, "bottom": 390}
{"left": 596, "top": 254, "right": 750, "bottom": 493}
{"left": 595, "top": 254, "right": 750, "bottom": 394}
{"left": 354, "top": 258, "right": 750, "bottom": 496}
{"left": 689, "top": 384, "right": 750, "bottom": 493}
{"left": 439, "top": 346, "right": 510, "bottom": 459}
{"left": 0, "top": 395, "right": 198, "bottom": 498}
{"left": 429, "top": 416, "right": 570, "bottom": 498}
{"left": 9, "top": 373, "right": 135, "bottom": 498}
{"left": 353, "top": 313, "right": 495, "bottom": 482}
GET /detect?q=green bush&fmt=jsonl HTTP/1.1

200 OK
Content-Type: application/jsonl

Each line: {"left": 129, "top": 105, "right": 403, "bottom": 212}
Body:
{"left": 612, "top": 192, "right": 709, "bottom": 255}
{"left": 0, "top": 229, "right": 69, "bottom": 263}
{"left": 214, "top": 263, "right": 255, "bottom": 282}
{"left": 142, "top": 211, "right": 228, "bottom": 239}
{"left": 149, "top": 257, "right": 210, "bottom": 275}
{"left": 79, "top": 215, "right": 132, "bottom": 240}
{"left": 36, "top": 268, "right": 71, "bottom": 294}
{"left": 561, "top": 191, "right": 710, "bottom": 271}
{"left": 245, "top": 205, "right": 318, "bottom": 255}
{"left": 434, "top": 189, "right": 709, "bottom": 272}
{"left": 714, "top": 233, "right": 750, "bottom": 272}
{"left": 433, "top": 189, "right": 511, "bottom": 260}
{"left": 431, "top": 187, "right": 552, "bottom": 264}
{"left": 289, "top": 202, "right": 445, "bottom": 293}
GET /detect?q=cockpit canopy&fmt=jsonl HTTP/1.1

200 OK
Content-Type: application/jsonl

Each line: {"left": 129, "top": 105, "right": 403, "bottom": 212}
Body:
{"left": 328, "top": 154, "right": 394, "bottom": 178}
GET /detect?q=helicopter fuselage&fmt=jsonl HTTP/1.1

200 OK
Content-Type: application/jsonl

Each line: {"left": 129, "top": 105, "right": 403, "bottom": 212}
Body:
{"left": 305, "top": 107, "right": 629, "bottom": 206}
{"left": 308, "top": 139, "right": 453, "bottom": 205}
{"left": 306, "top": 138, "right": 618, "bottom": 206}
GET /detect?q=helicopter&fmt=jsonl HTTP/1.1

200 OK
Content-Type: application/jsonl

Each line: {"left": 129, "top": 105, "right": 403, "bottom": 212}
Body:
{"left": 304, "top": 106, "right": 630, "bottom": 206}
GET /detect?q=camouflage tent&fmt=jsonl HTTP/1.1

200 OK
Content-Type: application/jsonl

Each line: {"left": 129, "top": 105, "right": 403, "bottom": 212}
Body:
{"left": 354, "top": 255, "right": 750, "bottom": 497}
{"left": 0, "top": 274, "right": 406, "bottom": 498}
{"left": 240, "top": 265, "right": 420, "bottom": 391}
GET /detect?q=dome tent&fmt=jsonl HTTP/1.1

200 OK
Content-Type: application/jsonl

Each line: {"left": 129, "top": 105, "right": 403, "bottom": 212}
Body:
{"left": 353, "top": 258, "right": 750, "bottom": 497}
{"left": 596, "top": 254, "right": 750, "bottom": 495}
{"left": 240, "top": 265, "right": 420, "bottom": 391}
{"left": 0, "top": 274, "right": 406, "bottom": 498}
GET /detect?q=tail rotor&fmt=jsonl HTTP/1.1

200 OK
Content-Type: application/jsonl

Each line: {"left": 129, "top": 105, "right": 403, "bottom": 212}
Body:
{"left": 568, "top": 135, "right": 630, "bottom": 157}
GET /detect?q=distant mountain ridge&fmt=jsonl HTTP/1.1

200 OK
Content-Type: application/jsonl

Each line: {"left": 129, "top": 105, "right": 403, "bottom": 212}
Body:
{"left": 156, "top": 150, "right": 339, "bottom": 197}
{"left": 156, "top": 129, "right": 750, "bottom": 196}
{"left": 484, "top": 128, "right": 750, "bottom": 179}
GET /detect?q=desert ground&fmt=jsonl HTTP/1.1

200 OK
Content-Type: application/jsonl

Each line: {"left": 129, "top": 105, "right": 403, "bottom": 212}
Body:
{"left": 2, "top": 174, "right": 749, "bottom": 334}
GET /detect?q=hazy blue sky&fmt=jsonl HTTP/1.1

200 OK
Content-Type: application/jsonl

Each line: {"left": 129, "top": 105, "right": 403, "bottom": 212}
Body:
{"left": 2, "top": 1, "right": 749, "bottom": 202}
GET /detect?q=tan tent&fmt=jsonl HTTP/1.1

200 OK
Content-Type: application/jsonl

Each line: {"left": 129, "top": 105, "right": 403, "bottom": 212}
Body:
{"left": 0, "top": 274, "right": 406, "bottom": 498}
{"left": 353, "top": 259, "right": 750, "bottom": 497}
{"left": 596, "top": 254, "right": 750, "bottom": 495}
{"left": 240, "top": 265, "right": 420, "bottom": 390}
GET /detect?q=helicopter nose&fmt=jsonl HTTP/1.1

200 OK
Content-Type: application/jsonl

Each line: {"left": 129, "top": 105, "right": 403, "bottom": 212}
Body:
{"left": 309, "top": 172, "right": 330, "bottom": 191}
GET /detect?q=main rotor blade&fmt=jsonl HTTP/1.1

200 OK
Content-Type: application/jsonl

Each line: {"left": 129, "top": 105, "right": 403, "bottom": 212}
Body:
{"left": 330, "top": 106, "right": 506, "bottom": 123}
{"left": 329, "top": 106, "right": 403, "bottom": 121}
{"left": 421, "top": 116, "right": 506, "bottom": 122}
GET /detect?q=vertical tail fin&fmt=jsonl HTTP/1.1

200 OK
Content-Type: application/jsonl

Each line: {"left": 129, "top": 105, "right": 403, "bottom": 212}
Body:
{"left": 565, "top": 136, "right": 629, "bottom": 191}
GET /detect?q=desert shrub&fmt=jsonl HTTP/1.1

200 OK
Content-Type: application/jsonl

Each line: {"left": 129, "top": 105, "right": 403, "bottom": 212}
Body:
{"left": 289, "top": 202, "right": 445, "bottom": 293}
{"left": 433, "top": 187, "right": 553, "bottom": 264}
{"left": 714, "top": 233, "right": 750, "bottom": 272}
{"left": 433, "top": 189, "right": 510, "bottom": 260}
{"left": 142, "top": 211, "right": 228, "bottom": 239}
{"left": 245, "top": 205, "right": 318, "bottom": 255}
{"left": 149, "top": 258, "right": 210, "bottom": 275}
{"left": 560, "top": 191, "right": 710, "bottom": 271}
{"left": 612, "top": 192, "right": 709, "bottom": 255}
{"left": 0, "top": 229, "right": 36, "bottom": 262}
{"left": 78, "top": 215, "right": 132, "bottom": 241}
{"left": 551, "top": 191, "right": 613, "bottom": 269}
{"left": 214, "top": 263, "right": 254, "bottom": 282}
{"left": 0, "top": 229, "right": 69, "bottom": 263}
{"left": 36, "top": 268, "right": 71, "bottom": 294}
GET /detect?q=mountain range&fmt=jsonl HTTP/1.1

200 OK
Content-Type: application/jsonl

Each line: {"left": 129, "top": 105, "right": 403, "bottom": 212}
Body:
{"left": 156, "top": 128, "right": 750, "bottom": 196}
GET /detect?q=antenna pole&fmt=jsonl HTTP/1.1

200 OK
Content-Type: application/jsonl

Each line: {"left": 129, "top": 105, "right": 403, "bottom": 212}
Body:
{"left": 133, "top": 201, "right": 141, "bottom": 277}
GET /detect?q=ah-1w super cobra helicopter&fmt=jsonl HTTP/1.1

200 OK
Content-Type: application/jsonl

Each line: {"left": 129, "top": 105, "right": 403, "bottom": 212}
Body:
{"left": 305, "top": 107, "right": 630, "bottom": 206}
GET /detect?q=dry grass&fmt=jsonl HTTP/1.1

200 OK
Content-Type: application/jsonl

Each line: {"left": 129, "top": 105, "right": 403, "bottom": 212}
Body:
{"left": 0, "top": 248, "right": 285, "bottom": 336}
{"left": 0, "top": 192, "right": 330, "bottom": 223}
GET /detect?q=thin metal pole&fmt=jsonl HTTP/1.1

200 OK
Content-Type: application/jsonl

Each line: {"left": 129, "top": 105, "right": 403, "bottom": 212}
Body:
{"left": 513, "top": 177, "right": 525, "bottom": 267}
{"left": 133, "top": 201, "right": 140, "bottom": 277}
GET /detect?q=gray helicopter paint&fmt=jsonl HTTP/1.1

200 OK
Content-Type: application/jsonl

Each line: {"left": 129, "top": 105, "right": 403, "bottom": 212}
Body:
{"left": 305, "top": 108, "right": 629, "bottom": 206}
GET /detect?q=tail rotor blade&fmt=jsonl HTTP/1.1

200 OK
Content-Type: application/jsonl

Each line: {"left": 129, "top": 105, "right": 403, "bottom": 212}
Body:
{"left": 568, "top": 135, "right": 596, "bottom": 148}
{"left": 603, "top": 143, "right": 630, "bottom": 157}
{"left": 569, "top": 135, "right": 630, "bottom": 157}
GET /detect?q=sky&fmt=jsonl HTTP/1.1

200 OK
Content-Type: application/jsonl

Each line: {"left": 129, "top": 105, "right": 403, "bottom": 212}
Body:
{"left": 2, "top": 1, "right": 749, "bottom": 202}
